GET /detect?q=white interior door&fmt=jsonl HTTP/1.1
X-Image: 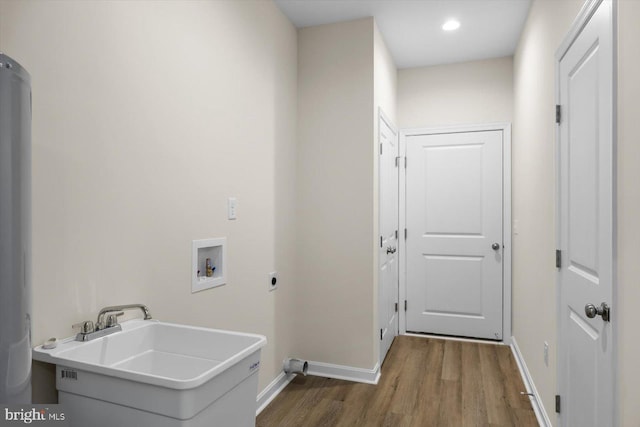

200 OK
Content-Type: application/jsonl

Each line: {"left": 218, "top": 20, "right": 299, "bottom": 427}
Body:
{"left": 379, "top": 112, "right": 398, "bottom": 364}
{"left": 557, "top": 1, "right": 613, "bottom": 425}
{"left": 406, "top": 130, "right": 503, "bottom": 340}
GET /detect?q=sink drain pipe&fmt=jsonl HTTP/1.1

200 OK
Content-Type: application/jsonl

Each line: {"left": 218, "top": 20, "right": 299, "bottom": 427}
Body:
{"left": 283, "top": 358, "right": 308, "bottom": 376}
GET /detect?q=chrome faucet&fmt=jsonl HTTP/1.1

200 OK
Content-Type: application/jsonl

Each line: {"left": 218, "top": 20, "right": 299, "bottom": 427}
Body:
{"left": 73, "top": 304, "right": 152, "bottom": 342}
{"left": 96, "top": 304, "right": 152, "bottom": 331}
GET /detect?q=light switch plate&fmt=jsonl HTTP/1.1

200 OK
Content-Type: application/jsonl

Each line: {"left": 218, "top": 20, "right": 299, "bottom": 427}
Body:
{"left": 228, "top": 197, "right": 237, "bottom": 220}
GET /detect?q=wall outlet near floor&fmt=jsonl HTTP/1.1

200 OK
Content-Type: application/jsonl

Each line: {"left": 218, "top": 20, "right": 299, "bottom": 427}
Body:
{"left": 268, "top": 271, "right": 278, "bottom": 291}
{"left": 544, "top": 341, "right": 549, "bottom": 366}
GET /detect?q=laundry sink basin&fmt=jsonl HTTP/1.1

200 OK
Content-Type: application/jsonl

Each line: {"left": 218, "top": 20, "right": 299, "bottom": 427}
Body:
{"left": 33, "top": 319, "right": 266, "bottom": 427}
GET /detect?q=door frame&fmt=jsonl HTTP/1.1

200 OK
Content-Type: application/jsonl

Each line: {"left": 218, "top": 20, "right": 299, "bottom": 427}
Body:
{"left": 399, "top": 123, "right": 512, "bottom": 344}
{"left": 378, "top": 107, "right": 399, "bottom": 366}
{"left": 554, "top": 0, "right": 617, "bottom": 424}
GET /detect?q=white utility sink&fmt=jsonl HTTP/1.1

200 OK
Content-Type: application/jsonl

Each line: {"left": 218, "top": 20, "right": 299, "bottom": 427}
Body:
{"left": 33, "top": 319, "right": 267, "bottom": 427}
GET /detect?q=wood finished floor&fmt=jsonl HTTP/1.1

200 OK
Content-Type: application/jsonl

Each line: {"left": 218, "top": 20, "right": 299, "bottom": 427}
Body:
{"left": 257, "top": 336, "right": 538, "bottom": 427}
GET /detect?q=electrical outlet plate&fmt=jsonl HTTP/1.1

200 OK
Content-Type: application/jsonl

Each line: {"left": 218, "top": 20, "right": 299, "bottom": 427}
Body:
{"left": 268, "top": 271, "right": 278, "bottom": 291}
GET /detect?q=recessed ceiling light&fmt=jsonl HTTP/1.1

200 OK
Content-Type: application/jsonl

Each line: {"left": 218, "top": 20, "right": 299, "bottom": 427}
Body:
{"left": 442, "top": 20, "right": 461, "bottom": 31}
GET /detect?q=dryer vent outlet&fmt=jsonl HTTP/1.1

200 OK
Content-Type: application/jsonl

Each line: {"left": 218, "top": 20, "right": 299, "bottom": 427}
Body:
{"left": 283, "top": 358, "right": 308, "bottom": 376}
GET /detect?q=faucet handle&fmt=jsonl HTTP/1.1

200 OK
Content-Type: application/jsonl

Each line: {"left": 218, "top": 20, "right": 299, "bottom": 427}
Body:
{"left": 72, "top": 320, "right": 94, "bottom": 334}
{"left": 105, "top": 311, "right": 124, "bottom": 328}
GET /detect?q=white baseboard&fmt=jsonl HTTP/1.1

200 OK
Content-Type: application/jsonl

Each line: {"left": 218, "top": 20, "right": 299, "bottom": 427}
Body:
{"left": 306, "top": 360, "right": 380, "bottom": 384}
{"left": 510, "top": 336, "right": 552, "bottom": 427}
{"left": 255, "top": 361, "right": 379, "bottom": 416}
{"left": 404, "top": 332, "right": 506, "bottom": 346}
{"left": 255, "top": 371, "right": 296, "bottom": 416}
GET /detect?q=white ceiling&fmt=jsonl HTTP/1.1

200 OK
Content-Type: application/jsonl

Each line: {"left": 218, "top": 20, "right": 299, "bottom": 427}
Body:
{"left": 274, "top": 0, "right": 532, "bottom": 69}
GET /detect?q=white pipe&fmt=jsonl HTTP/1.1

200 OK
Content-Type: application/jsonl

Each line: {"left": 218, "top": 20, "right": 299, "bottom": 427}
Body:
{"left": 283, "top": 358, "right": 308, "bottom": 376}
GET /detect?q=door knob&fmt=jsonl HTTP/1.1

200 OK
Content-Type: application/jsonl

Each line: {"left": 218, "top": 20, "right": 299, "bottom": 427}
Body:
{"left": 585, "top": 302, "right": 610, "bottom": 322}
{"left": 491, "top": 243, "right": 500, "bottom": 250}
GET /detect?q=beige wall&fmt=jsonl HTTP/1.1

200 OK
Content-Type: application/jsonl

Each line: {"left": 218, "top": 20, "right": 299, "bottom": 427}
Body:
{"left": 0, "top": 0, "right": 297, "bottom": 398}
{"left": 374, "top": 23, "right": 397, "bottom": 126}
{"left": 617, "top": 1, "right": 640, "bottom": 424}
{"left": 512, "top": 0, "right": 584, "bottom": 420}
{"left": 397, "top": 56, "right": 513, "bottom": 129}
{"left": 296, "top": 18, "right": 377, "bottom": 369}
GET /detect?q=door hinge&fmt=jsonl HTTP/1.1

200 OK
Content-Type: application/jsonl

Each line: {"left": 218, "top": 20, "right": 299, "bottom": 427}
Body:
{"left": 404, "top": 228, "right": 407, "bottom": 239}
{"left": 556, "top": 105, "right": 561, "bottom": 124}
{"left": 380, "top": 143, "right": 383, "bottom": 155}
{"left": 404, "top": 157, "right": 407, "bottom": 168}
{"left": 556, "top": 250, "right": 562, "bottom": 268}
{"left": 380, "top": 329, "right": 383, "bottom": 340}
{"left": 395, "top": 229, "right": 398, "bottom": 239}
{"left": 395, "top": 302, "right": 398, "bottom": 313}
{"left": 380, "top": 236, "right": 383, "bottom": 248}
{"left": 404, "top": 300, "right": 407, "bottom": 311}
{"left": 555, "top": 395, "right": 561, "bottom": 413}
{"left": 395, "top": 156, "right": 400, "bottom": 167}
